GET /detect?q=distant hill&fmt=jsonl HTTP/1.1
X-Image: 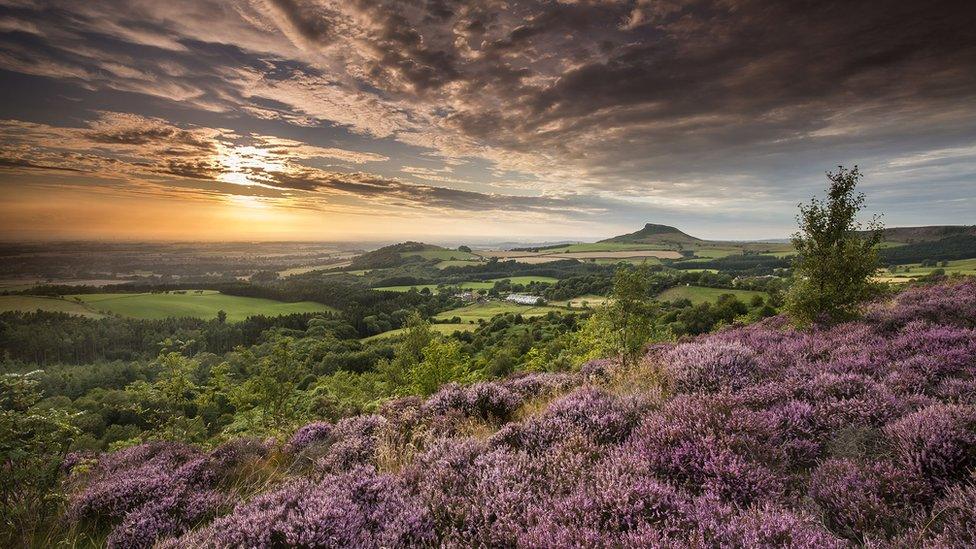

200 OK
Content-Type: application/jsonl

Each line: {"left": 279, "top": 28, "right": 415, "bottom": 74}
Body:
{"left": 348, "top": 241, "right": 446, "bottom": 270}
{"left": 867, "top": 225, "right": 976, "bottom": 244}
{"left": 600, "top": 223, "right": 702, "bottom": 245}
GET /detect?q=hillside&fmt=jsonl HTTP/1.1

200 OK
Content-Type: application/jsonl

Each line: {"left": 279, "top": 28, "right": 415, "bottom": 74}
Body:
{"left": 868, "top": 225, "right": 976, "bottom": 243}
{"left": 600, "top": 223, "right": 702, "bottom": 245}
{"left": 347, "top": 242, "right": 473, "bottom": 270}
{"left": 61, "top": 280, "right": 976, "bottom": 547}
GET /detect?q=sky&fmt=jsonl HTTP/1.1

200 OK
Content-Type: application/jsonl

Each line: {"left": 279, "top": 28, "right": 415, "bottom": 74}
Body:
{"left": 0, "top": 0, "right": 974, "bottom": 242}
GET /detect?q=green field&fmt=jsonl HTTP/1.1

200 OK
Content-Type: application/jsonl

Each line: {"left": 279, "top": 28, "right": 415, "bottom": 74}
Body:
{"left": 876, "top": 258, "right": 976, "bottom": 283}
{"left": 373, "top": 284, "right": 442, "bottom": 293}
{"left": 549, "top": 294, "right": 611, "bottom": 308}
{"left": 374, "top": 276, "right": 558, "bottom": 293}
{"left": 319, "top": 269, "right": 373, "bottom": 277}
{"left": 67, "top": 290, "right": 335, "bottom": 322}
{"left": 588, "top": 257, "right": 662, "bottom": 266}
{"left": 690, "top": 248, "right": 739, "bottom": 259}
{"left": 435, "top": 260, "right": 486, "bottom": 269}
{"left": 0, "top": 295, "right": 105, "bottom": 317}
{"left": 434, "top": 301, "right": 565, "bottom": 323}
{"left": 542, "top": 242, "right": 674, "bottom": 253}
{"left": 490, "top": 276, "right": 558, "bottom": 285}
{"left": 657, "top": 285, "right": 768, "bottom": 305}
{"left": 362, "top": 323, "right": 477, "bottom": 341}
{"left": 278, "top": 264, "right": 349, "bottom": 277}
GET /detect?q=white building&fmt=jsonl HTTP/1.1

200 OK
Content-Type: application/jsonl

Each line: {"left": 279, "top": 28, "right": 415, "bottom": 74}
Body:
{"left": 506, "top": 293, "right": 544, "bottom": 305}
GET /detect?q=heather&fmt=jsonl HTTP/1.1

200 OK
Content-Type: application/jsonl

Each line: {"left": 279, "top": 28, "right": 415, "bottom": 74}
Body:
{"left": 54, "top": 280, "right": 976, "bottom": 546}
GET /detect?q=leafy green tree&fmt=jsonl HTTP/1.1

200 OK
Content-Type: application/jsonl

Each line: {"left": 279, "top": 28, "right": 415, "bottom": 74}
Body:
{"left": 1, "top": 371, "right": 79, "bottom": 545}
{"left": 567, "top": 264, "right": 662, "bottom": 366}
{"left": 125, "top": 352, "right": 206, "bottom": 443}
{"left": 304, "top": 371, "right": 387, "bottom": 420}
{"left": 229, "top": 337, "right": 307, "bottom": 434}
{"left": 786, "top": 166, "right": 883, "bottom": 326}
{"left": 608, "top": 264, "right": 659, "bottom": 365}
{"left": 409, "top": 339, "right": 472, "bottom": 396}
{"left": 570, "top": 307, "right": 622, "bottom": 365}
{"left": 378, "top": 312, "right": 434, "bottom": 394}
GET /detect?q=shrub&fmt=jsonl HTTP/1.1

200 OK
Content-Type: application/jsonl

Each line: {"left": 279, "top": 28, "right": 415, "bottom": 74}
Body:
{"left": 920, "top": 480, "right": 976, "bottom": 548}
{"left": 285, "top": 421, "right": 333, "bottom": 453}
{"left": 69, "top": 441, "right": 261, "bottom": 548}
{"left": 884, "top": 404, "right": 976, "bottom": 490}
{"left": 665, "top": 340, "right": 758, "bottom": 393}
{"left": 422, "top": 381, "right": 522, "bottom": 422}
{"left": 809, "top": 459, "right": 929, "bottom": 542}
{"left": 170, "top": 467, "right": 434, "bottom": 548}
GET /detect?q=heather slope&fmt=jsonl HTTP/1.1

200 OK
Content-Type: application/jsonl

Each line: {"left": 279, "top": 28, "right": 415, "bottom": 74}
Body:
{"left": 62, "top": 280, "right": 976, "bottom": 548}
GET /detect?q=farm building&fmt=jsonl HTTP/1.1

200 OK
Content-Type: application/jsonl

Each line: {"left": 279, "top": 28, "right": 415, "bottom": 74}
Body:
{"left": 506, "top": 293, "right": 545, "bottom": 305}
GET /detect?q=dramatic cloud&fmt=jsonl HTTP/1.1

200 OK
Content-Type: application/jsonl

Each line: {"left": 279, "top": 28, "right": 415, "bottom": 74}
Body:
{"left": 0, "top": 0, "right": 974, "bottom": 238}
{"left": 0, "top": 112, "right": 591, "bottom": 220}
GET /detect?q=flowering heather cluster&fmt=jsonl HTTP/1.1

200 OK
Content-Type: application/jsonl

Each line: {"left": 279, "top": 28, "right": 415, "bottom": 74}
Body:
{"left": 172, "top": 467, "right": 433, "bottom": 548}
{"left": 664, "top": 339, "right": 758, "bottom": 393}
{"left": 284, "top": 414, "right": 390, "bottom": 474}
{"left": 423, "top": 371, "right": 579, "bottom": 418}
{"left": 422, "top": 381, "right": 522, "bottom": 422}
{"left": 69, "top": 281, "right": 976, "bottom": 547}
{"left": 69, "top": 439, "right": 269, "bottom": 548}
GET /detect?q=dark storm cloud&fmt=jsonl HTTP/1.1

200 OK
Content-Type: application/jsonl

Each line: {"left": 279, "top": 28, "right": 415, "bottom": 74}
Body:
{"left": 239, "top": 0, "right": 976, "bottom": 202}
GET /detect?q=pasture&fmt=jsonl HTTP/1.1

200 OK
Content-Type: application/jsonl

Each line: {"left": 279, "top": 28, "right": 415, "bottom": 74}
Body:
{"left": 875, "top": 258, "right": 976, "bottom": 283}
{"left": 0, "top": 295, "right": 105, "bottom": 318}
{"left": 435, "top": 260, "right": 486, "bottom": 269}
{"left": 67, "top": 290, "right": 335, "bottom": 322}
{"left": 558, "top": 250, "right": 683, "bottom": 259}
{"left": 657, "top": 285, "right": 768, "bottom": 305}
{"left": 278, "top": 263, "right": 352, "bottom": 277}
{"left": 491, "top": 276, "right": 559, "bottom": 285}
{"left": 588, "top": 257, "right": 662, "bottom": 266}
{"left": 434, "top": 301, "right": 565, "bottom": 323}
{"left": 549, "top": 294, "right": 611, "bottom": 308}
{"left": 362, "top": 323, "right": 477, "bottom": 341}
{"left": 541, "top": 242, "right": 674, "bottom": 253}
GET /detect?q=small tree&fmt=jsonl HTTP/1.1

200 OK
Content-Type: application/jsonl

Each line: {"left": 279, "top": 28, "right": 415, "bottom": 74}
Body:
{"left": 409, "top": 339, "right": 471, "bottom": 396}
{"left": 609, "top": 263, "right": 658, "bottom": 365}
{"left": 227, "top": 337, "right": 308, "bottom": 434}
{"left": 125, "top": 352, "right": 207, "bottom": 442}
{"left": 378, "top": 312, "right": 434, "bottom": 395}
{"left": 786, "top": 166, "right": 883, "bottom": 326}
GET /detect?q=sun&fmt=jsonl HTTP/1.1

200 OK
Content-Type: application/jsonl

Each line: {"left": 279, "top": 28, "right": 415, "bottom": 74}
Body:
{"left": 215, "top": 144, "right": 286, "bottom": 188}
{"left": 225, "top": 194, "right": 269, "bottom": 209}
